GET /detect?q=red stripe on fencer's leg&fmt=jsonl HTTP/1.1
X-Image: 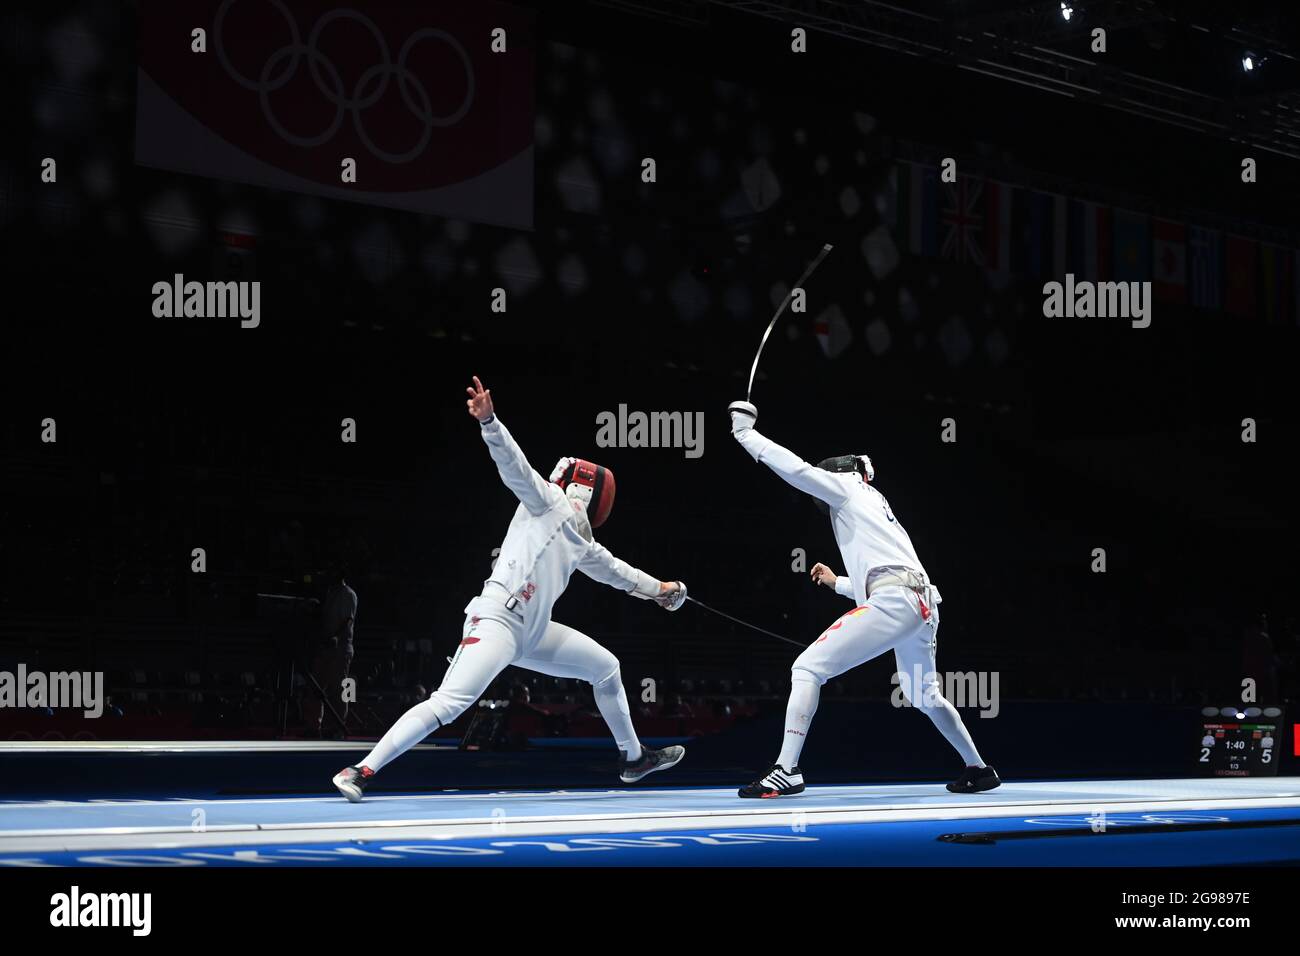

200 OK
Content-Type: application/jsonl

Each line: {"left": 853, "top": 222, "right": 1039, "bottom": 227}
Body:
{"left": 815, "top": 605, "right": 869, "bottom": 643}
{"left": 836, "top": 606, "right": 870, "bottom": 626}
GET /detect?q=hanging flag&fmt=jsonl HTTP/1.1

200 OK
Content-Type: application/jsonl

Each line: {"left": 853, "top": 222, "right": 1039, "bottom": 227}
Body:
{"left": 1259, "top": 244, "right": 1295, "bottom": 325}
{"left": 895, "top": 162, "right": 939, "bottom": 258}
{"left": 1260, "top": 244, "right": 1277, "bottom": 323}
{"left": 1050, "top": 193, "right": 1067, "bottom": 278}
{"left": 983, "top": 179, "right": 1013, "bottom": 274}
{"left": 1188, "top": 226, "right": 1223, "bottom": 310}
{"left": 1010, "top": 188, "right": 1033, "bottom": 276}
{"left": 1014, "top": 190, "right": 1056, "bottom": 279}
{"left": 940, "top": 177, "right": 985, "bottom": 265}
{"left": 1151, "top": 219, "right": 1188, "bottom": 303}
{"left": 1278, "top": 247, "right": 1293, "bottom": 326}
{"left": 1224, "top": 235, "right": 1258, "bottom": 318}
{"left": 136, "top": 0, "right": 537, "bottom": 228}
{"left": 1278, "top": 247, "right": 1295, "bottom": 325}
{"left": 1067, "top": 199, "right": 1112, "bottom": 282}
{"left": 1113, "top": 210, "right": 1151, "bottom": 282}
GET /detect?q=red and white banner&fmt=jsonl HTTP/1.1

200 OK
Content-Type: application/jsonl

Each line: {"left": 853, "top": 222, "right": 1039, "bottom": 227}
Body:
{"left": 135, "top": 0, "right": 535, "bottom": 228}
{"left": 1152, "top": 219, "right": 1187, "bottom": 303}
{"left": 982, "top": 180, "right": 1012, "bottom": 274}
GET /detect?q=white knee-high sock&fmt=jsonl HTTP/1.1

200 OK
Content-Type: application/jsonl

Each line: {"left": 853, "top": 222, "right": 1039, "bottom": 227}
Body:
{"left": 918, "top": 694, "right": 984, "bottom": 767}
{"left": 593, "top": 669, "right": 641, "bottom": 761}
{"left": 777, "top": 672, "right": 821, "bottom": 769}
{"left": 358, "top": 700, "right": 441, "bottom": 773}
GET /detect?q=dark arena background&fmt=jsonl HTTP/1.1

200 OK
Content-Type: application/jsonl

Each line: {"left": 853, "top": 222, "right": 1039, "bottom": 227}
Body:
{"left": 3, "top": 0, "right": 1300, "bottom": 934}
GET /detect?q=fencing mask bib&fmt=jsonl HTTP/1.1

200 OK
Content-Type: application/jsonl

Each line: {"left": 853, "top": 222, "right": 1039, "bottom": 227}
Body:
{"left": 813, "top": 454, "right": 874, "bottom": 515}
{"left": 550, "top": 457, "right": 617, "bottom": 528}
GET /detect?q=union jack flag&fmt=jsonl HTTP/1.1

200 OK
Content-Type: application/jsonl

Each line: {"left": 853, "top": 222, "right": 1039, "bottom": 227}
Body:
{"left": 940, "top": 178, "right": 985, "bottom": 265}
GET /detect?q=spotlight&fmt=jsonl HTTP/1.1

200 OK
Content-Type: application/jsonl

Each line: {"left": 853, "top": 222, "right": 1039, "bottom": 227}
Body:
{"left": 1060, "top": 2, "right": 1074, "bottom": 21}
{"left": 1242, "top": 53, "right": 1255, "bottom": 72}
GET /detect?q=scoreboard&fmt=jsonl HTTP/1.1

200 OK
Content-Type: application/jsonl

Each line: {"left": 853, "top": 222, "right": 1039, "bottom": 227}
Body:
{"left": 1197, "top": 706, "right": 1284, "bottom": 776}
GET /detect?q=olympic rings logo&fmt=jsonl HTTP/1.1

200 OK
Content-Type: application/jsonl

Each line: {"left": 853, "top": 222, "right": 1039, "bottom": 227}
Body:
{"left": 213, "top": 0, "right": 475, "bottom": 164}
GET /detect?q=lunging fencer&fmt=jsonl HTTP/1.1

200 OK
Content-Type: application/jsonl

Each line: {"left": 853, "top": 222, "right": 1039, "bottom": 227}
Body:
{"left": 727, "top": 400, "right": 998, "bottom": 798}
{"left": 332, "top": 377, "right": 688, "bottom": 801}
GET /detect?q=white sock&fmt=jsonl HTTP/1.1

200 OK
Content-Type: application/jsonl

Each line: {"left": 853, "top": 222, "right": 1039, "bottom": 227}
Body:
{"left": 777, "top": 673, "right": 821, "bottom": 770}
{"left": 358, "top": 700, "right": 440, "bottom": 774}
{"left": 593, "top": 669, "right": 641, "bottom": 762}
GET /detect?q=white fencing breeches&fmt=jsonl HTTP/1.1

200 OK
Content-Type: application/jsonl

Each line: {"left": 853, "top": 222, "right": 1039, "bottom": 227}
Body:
{"left": 779, "top": 587, "right": 983, "bottom": 769}
{"left": 360, "top": 614, "right": 640, "bottom": 774}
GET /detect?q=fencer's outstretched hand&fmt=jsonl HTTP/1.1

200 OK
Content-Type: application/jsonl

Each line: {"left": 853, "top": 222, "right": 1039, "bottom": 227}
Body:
{"left": 810, "top": 562, "right": 838, "bottom": 588}
{"left": 728, "top": 400, "right": 757, "bottom": 434}
{"left": 466, "top": 375, "right": 495, "bottom": 422}
{"left": 654, "top": 580, "right": 688, "bottom": 611}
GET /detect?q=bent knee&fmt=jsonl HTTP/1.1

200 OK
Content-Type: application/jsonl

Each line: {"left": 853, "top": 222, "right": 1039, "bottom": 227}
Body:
{"left": 591, "top": 657, "right": 622, "bottom": 690}
{"left": 902, "top": 681, "right": 945, "bottom": 709}
{"left": 424, "top": 690, "right": 473, "bottom": 727}
{"left": 791, "top": 665, "right": 825, "bottom": 687}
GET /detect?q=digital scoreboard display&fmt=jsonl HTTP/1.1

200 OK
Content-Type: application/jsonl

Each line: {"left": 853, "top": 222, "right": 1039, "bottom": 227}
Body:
{"left": 1198, "top": 706, "right": 1284, "bottom": 776}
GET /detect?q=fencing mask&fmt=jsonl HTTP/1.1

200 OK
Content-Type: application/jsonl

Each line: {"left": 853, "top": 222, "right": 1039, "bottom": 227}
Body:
{"left": 550, "top": 457, "right": 617, "bottom": 528}
{"left": 816, "top": 454, "right": 874, "bottom": 481}
{"left": 812, "top": 454, "right": 874, "bottom": 515}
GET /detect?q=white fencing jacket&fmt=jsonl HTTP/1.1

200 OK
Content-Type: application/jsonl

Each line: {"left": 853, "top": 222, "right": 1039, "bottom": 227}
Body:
{"left": 733, "top": 422, "right": 937, "bottom": 609}
{"left": 465, "top": 416, "right": 660, "bottom": 643}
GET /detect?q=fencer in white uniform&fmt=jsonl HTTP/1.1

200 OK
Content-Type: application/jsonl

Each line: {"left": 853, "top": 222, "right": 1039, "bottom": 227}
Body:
{"left": 332, "top": 378, "right": 687, "bottom": 802}
{"left": 727, "top": 400, "right": 998, "bottom": 797}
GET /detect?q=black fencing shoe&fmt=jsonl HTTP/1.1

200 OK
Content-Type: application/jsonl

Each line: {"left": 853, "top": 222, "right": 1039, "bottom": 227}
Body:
{"left": 738, "top": 765, "right": 805, "bottom": 798}
{"left": 619, "top": 745, "right": 685, "bottom": 783}
{"left": 947, "top": 765, "right": 1001, "bottom": 794}
{"left": 332, "top": 765, "right": 375, "bottom": 803}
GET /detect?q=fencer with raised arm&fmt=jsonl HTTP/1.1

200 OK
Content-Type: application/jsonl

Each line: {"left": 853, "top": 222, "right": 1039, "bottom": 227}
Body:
{"left": 330, "top": 378, "right": 687, "bottom": 801}
{"left": 727, "top": 399, "right": 997, "bottom": 798}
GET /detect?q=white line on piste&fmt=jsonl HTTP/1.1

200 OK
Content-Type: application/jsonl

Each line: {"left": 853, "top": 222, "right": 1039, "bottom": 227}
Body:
{"left": 2, "top": 787, "right": 1299, "bottom": 853}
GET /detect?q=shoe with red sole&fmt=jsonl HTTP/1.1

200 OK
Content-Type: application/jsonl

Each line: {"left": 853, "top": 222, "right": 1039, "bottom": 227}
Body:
{"left": 738, "top": 764, "right": 805, "bottom": 798}
{"left": 332, "top": 765, "right": 374, "bottom": 802}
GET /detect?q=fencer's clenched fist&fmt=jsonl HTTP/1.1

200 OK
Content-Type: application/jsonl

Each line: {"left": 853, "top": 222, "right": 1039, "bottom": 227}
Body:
{"left": 655, "top": 580, "right": 688, "bottom": 611}
{"left": 728, "top": 400, "right": 757, "bottom": 434}
{"left": 810, "top": 562, "right": 837, "bottom": 588}
{"left": 466, "top": 375, "right": 495, "bottom": 422}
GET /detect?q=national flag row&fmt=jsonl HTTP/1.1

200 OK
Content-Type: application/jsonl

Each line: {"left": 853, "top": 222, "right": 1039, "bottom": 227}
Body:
{"left": 886, "top": 161, "right": 1299, "bottom": 321}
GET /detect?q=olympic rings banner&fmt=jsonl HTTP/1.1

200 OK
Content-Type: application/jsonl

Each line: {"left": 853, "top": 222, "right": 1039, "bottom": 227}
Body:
{"left": 135, "top": 0, "right": 535, "bottom": 228}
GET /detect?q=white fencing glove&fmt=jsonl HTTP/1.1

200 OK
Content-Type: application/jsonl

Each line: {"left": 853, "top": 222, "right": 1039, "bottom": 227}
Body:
{"left": 728, "top": 400, "right": 757, "bottom": 434}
